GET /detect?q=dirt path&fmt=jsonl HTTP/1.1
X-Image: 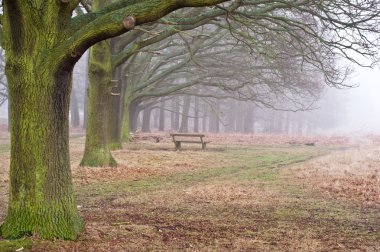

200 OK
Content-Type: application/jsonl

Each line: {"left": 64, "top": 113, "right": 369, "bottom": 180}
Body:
{"left": 1, "top": 141, "right": 379, "bottom": 251}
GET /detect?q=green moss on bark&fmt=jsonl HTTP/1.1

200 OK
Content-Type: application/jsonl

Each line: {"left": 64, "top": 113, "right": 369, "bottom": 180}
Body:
{"left": 81, "top": 0, "right": 117, "bottom": 167}
{"left": 1, "top": 1, "right": 83, "bottom": 240}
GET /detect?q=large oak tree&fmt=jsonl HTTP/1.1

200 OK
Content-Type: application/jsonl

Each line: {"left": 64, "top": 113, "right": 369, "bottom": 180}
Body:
{"left": 0, "top": 0, "right": 226, "bottom": 240}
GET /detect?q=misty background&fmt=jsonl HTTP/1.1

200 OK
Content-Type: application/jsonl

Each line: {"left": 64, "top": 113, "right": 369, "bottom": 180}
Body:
{"left": 0, "top": 57, "right": 379, "bottom": 135}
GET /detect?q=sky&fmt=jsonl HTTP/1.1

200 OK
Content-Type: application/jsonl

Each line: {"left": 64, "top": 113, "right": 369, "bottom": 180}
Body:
{"left": 337, "top": 66, "right": 380, "bottom": 134}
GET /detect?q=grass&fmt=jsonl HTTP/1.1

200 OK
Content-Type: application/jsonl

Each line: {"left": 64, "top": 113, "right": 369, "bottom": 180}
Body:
{"left": 1, "top": 142, "right": 379, "bottom": 251}
{"left": 0, "top": 239, "right": 32, "bottom": 252}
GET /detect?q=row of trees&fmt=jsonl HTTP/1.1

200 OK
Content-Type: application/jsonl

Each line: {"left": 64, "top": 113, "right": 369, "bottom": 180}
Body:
{"left": 121, "top": 95, "right": 344, "bottom": 136}
{"left": 1, "top": 0, "right": 379, "bottom": 240}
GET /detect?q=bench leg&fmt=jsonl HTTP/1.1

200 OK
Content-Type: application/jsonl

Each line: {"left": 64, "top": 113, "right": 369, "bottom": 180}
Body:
{"left": 175, "top": 141, "right": 181, "bottom": 150}
{"left": 202, "top": 142, "right": 206, "bottom": 150}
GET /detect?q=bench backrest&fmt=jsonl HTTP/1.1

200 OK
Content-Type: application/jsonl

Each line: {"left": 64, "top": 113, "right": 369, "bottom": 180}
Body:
{"left": 170, "top": 133, "right": 205, "bottom": 137}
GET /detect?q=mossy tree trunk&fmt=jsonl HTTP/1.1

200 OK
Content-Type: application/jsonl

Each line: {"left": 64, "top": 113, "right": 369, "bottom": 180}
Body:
{"left": 1, "top": 1, "right": 84, "bottom": 239}
{"left": 80, "top": 0, "right": 116, "bottom": 167}
{"left": 80, "top": 44, "right": 116, "bottom": 166}
{"left": 107, "top": 67, "right": 123, "bottom": 150}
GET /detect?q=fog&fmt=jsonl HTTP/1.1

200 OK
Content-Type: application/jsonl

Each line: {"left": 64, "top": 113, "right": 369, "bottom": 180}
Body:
{"left": 0, "top": 57, "right": 380, "bottom": 136}
{"left": 340, "top": 66, "right": 380, "bottom": 134}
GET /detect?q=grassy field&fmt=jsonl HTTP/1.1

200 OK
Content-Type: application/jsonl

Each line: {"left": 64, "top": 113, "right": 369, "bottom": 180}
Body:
{"left": 0, "top": 136, "right": 379, "bottom": 251}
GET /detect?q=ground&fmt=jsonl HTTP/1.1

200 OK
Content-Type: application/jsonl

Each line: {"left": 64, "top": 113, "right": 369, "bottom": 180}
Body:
{"left": 0, "top": 132, "right": 379, "bottom": 251}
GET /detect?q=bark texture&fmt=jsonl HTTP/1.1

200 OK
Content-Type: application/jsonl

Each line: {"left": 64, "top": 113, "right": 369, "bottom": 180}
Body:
{"left": 1, "top": 1, "right": 83, "bottom": 239}
{"left": 80, "top": 0, "right": 116, "bottom": 167}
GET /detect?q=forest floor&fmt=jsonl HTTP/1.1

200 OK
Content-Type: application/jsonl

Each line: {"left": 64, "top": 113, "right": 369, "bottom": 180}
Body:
{"left": 0, "top": 133, "right": 380, "bottom": 251}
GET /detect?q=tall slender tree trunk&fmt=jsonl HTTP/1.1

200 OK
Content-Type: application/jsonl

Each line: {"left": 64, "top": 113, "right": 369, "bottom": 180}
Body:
{"left": 70, "top": 88, "right": 80, "bottom": 128}
{"left": 141, "top": 107, "right": 152, "bottom": 133}
{"left": 82, "top": 52, "right": 89, "bottom": 129}
{"left": 209, "top": 102, "right": 220, "bottom": 133}
{"left": 158, "top": 100, "right": 165, "bottom": 131}
{"left": 122, "top": 100, "right": 132, "bottom": 140}
{"left": 153, "top": 108, "right": 159, "bottom": 129}
{"left": 194, "top": 96, "right": 199, "bottom": 133}
{"left": 80, "top": 0, "right": 116, "bottom": 167}
{"left": 1, "top": 1, "right": 83, "bottom": 239}
{"left": 225, "top": 101, "right": 236, "bottom": 133}
{"left": 80, "top": 52, "right": 89, "bottom": 130}
{"left": 83, "top": 74, "right": 88, "bottom": 129}
{"left": 170, "top": 97, "right": 180, "bottom": 131}
{"left": 123, "top": 100, "right": 139, "bottom": 139}
{"left": 179, "top": 96, "right": 191, "bottom": 133}
{"left": 202, "top": 104, "right": 208, "bottom": 132}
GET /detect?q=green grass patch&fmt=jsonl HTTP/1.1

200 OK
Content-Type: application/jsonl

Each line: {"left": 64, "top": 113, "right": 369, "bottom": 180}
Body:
{"left": 0, "top": 238, "right": 32, "bottom": 252}
{"left": 77, "top": 146, "right": 327, "bottom": 198}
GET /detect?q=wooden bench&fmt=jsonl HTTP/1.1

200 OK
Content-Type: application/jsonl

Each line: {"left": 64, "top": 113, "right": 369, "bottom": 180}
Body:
{"left": 170, "top": 133, "right": 210, "bottom": 150}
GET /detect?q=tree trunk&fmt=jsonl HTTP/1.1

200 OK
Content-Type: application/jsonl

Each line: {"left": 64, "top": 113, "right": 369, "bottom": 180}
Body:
{"left": 225, "top": 101, "right": 236, "bottom": 133}
{"left": 202, "top": 104, "right": 208, "bottom": 132}
{"left": 70, "top": 88, "right": 80, "bottom": 128}
{"left": 158, "top": 100, "right": 165, "bottom": 131}
{"left": 153, "top": 108, "right": 159, "bottom": 129}
{"left": 1, "top": 2, "right": 83, "bottom": 240}
{"left": 3, "top": 67, "right": 84, "bottom": 239}
{"left": 82, "top": 52, "right": 89, "bottom": 129}
{"left": 179, "top": 96, "right": 191, "bottom": 133}
{"left": 171, "top": 97, "right": 180, "bottom": 131}
{"left": 107, "top": 66, "right": 123, "bottom": 149}
{"left": 80, "top": 0, "right": 116, "bottom": 167}
{"left": 82, "top": 75, "right": 88, "bottom": 129}
{"left": 193, "top": 96, "right": 199, "bottom": 133}
{"left": 141, "top": 107, "right": 152, "bottom": 133}
{"left": 209, "top": 102, "right": 220, "bottom": 133}
{"left": 123, "top": 100, "right": 139, "bottom": 139}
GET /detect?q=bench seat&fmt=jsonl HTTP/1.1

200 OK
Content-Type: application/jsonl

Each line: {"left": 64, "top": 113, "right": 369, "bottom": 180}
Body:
{"left": 170, "top": 133, "right": 209, "bottom": 150}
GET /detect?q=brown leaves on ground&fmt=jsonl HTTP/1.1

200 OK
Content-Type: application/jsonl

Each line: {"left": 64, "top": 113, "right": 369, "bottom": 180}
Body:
{"left": 72, "top": 143, "right": 230, "bottom": 186}
{"left": 1, "top": 133, "right": 380, "bottom": 251}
